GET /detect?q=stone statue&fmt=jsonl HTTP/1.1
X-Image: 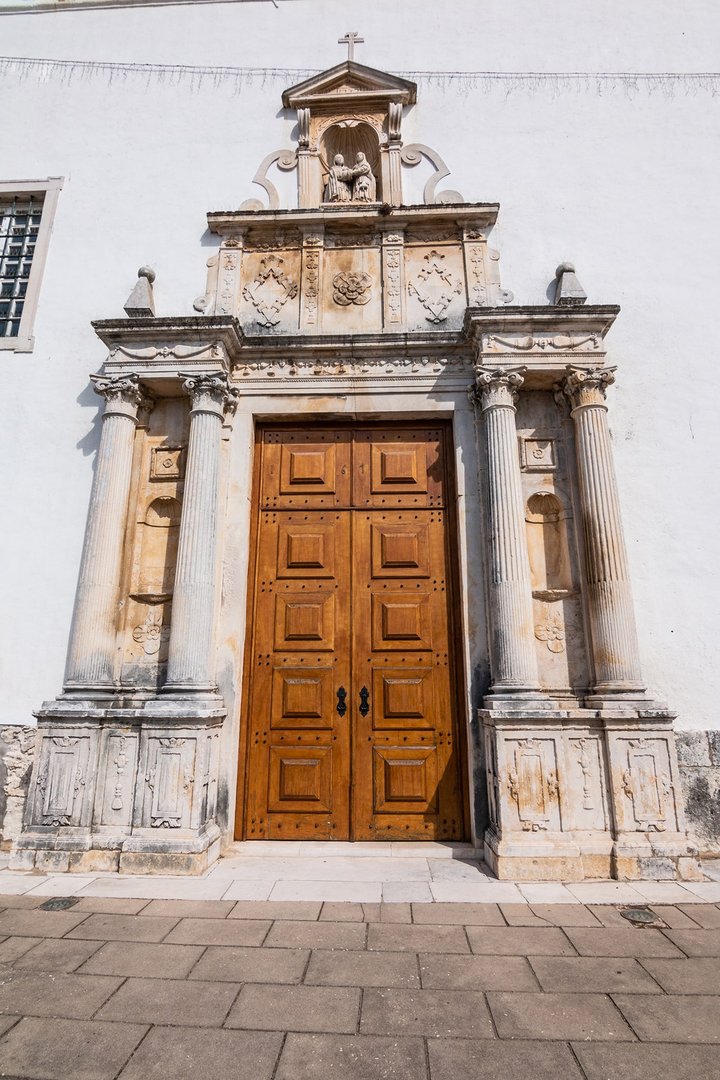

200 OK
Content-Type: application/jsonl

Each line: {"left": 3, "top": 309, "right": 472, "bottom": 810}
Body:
{"left": 323, "top": 154, "right": 353, "bottom": 203}
{"left": 351, "top": 152, "right": 377, "bottom": 202}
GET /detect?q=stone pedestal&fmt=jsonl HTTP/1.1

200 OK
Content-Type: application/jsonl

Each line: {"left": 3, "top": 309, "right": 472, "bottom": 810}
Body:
{"left": 482, "top": 707, "right": 702, "bottom": 881}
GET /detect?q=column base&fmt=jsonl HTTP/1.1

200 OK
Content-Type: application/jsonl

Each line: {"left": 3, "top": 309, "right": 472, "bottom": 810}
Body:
{"left": 482, "top": 704, "right": 702, "bottom": 881}
{"left": 11, "top": 826, "right": 221, "bottom": 876}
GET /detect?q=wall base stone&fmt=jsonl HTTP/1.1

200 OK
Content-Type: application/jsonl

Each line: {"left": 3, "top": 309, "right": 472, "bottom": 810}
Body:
{"left": 676, "top": 731, "right": 720, "bottom": 857}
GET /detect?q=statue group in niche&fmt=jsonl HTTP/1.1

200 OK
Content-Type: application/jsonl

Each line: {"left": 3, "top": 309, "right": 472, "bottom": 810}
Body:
{"left": 323, "top": 152, "right": 377, "bottom": 203}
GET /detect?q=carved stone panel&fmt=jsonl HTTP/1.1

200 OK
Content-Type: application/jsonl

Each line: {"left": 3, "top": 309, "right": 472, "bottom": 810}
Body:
{"left": 503, "top": 736, "right": 561, "bottom": 833}
{"left": 240, "top": 251, "right": 301, "bottom": 333}
{"left": 609, "top": 733, "right": 681, "bottom": 834}
{"left": 562, "top": 731, "right": 609, "bottom": 832}
{"left": 405, "top": 246, "right": 466, "bottom": 330}
{"left": 31, "top": 731, "right": 94, "bottom": 829}
{"left": 322, "top": 246, "right": 382, "bottom": 333}
{"left": 135, "top": 734, "right": 197, "bottom": 831}
{"left": 95, "top": 728, "right": 139, "bottom": 831}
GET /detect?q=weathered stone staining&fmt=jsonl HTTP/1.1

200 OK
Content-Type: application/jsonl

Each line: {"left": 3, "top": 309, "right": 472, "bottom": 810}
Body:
{"left": 9, "top": 56, "right": 703, "bottom": 880}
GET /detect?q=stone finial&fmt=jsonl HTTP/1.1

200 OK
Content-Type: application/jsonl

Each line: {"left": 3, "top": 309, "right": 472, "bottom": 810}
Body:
{"left": 124, "top": 266, "right": 156, "bottom": 318}
{"left": 554, "top": 262, "right": 587, "bottom": 307}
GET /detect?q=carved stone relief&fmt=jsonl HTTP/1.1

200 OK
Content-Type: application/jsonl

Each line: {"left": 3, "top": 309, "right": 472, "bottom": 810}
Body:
{"left": 242, "top": 254, "right": 299, "bottom": 328}
{"left": 506, "top": 737, "right": 561, "bottom": 832}
{"left": 407, "top": 249, "right": 463, "bottom": 324}
{"left": 332, "top": 270, "right": 372, "bottom": 306}
{"left": 32, "top": 733, "right": 93, "bottom": 828}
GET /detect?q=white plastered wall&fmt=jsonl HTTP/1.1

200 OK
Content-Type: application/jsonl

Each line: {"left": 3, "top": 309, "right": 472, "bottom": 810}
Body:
{"left": 0, "top": 0, "right": 718, "bottom": 736}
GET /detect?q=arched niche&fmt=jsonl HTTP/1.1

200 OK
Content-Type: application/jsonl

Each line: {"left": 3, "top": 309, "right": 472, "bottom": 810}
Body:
{"left": 525, "top": 490, "right": 573, "bottom": 597}
{"left": 137, "top": 495, "right": 181, "bottom": 598}
{"left": 320, "top": 121, "right": 382, "bottom": 204}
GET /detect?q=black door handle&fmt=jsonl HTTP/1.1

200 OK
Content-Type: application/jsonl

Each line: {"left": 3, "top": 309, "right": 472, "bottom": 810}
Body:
{"left": 359, "top": 686, "right": 370, "bottom": 717}
{"left": 336, "top": 687, "right": 347, "bottom": 717}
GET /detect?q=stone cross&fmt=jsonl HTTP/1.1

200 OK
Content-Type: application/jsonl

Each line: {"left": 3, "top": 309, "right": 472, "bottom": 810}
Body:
{"left": 338, "top": 31, "right": 364, "bottom": 62}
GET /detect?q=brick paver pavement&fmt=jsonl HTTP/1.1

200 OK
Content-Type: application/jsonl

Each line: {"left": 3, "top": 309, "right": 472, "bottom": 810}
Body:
{"left": 0, "top": 894, "right": 718, "bottom": 1079}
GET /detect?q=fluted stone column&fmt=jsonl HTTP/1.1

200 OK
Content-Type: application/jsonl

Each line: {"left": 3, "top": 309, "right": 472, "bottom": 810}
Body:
{"left": 473, "top": 368, "right": 540, "bottom": 693}
{"left": 562, "top": 367, "right": 644, "bottom": 694}
{"left": 164, "top": 372, "right": 238, "bottom": 693}
{"left": 64, "top": 374, "right": 151, "bottom": 691}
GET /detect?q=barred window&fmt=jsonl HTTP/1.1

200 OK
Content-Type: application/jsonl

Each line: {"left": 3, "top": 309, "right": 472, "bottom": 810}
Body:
{"left": 0, "top": 179, "right": 63, "bottom": 352}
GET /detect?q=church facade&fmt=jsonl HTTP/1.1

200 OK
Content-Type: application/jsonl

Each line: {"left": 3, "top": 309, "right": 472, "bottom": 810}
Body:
{"left": 1, "top": 1, "right": 718, "bottom": 879}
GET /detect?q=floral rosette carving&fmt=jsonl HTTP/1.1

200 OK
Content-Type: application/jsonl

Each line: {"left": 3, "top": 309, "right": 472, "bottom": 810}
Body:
{"left": 332, "top": 270, "right": 372, "bottom": 306}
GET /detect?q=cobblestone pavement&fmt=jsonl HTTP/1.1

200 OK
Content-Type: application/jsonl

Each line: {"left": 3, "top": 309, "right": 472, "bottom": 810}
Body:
{"left": 0, "top": 895, "right": 718, "bottom": 1079}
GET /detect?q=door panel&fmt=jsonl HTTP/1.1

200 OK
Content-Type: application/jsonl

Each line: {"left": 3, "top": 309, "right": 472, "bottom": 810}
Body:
{"left": 241, "top": 425, "right": 465, "bottom": 842}
{"left": 352, "top": 508, "right": 463, "bottom": 840}
{"left": 244, "top": 508, "right": 351, "bottom": 839}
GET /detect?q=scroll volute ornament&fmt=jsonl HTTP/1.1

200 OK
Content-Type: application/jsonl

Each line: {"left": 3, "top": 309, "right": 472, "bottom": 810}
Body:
{"left": 470, "top": 367, "right": 526, "bottom": 411}
{"left": 561, "top": 366, "right": 616, "bottom": 411}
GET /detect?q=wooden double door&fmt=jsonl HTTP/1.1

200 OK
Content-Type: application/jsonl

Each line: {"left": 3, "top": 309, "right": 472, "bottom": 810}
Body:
{"left": 238, "top": 423, "right": 466, "bottom": 841}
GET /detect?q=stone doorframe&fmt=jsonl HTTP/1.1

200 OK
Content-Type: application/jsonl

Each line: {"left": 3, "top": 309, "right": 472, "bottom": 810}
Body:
{"left": 11, "top": 310, "right": 701, "bottom": 880}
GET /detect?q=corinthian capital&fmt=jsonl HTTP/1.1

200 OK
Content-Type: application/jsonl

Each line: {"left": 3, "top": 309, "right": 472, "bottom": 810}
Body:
{"left": 180, "top": 371, "right": 239, "bottom": 417}
{"left": 90, "top": 373, "right": 153, "bottom": 418}
{"left": 470, "top": 367, "right": 525, "bottom": 411}
{"left": 561, "top": 366, "right": 616, "bottom": 411}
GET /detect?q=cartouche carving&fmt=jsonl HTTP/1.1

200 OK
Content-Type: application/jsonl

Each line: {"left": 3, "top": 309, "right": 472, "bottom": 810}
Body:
{"left": 408, "top": 250, "right": 462, "bottom": 323}
{"left": 242, "top": 254, "right": 299, "bottom": 328}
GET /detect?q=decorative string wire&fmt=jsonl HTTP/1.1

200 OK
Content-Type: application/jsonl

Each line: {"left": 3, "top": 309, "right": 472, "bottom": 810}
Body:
{"left": 1, "top": 55, "right": 720, "bottom": 96}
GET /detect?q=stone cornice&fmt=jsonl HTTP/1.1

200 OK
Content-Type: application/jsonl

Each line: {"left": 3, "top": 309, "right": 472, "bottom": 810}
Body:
{"left": 281, "top": 61, "right": 417, "bottom": 109}
{"left": 207, "top": 203, "right": 499, "bottom": 237}
{"left": 464, "top": 305, "right": 620, "bottom": 387}
{"left": 91, "top": 316, "right": 245, "bottom": 389}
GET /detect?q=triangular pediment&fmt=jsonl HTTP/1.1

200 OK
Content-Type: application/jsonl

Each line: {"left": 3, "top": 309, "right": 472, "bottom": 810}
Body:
{"left": 282, "top": 61, "right": 416, "bottom": 108}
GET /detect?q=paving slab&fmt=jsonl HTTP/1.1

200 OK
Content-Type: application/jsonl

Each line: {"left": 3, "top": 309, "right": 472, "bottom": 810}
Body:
{"left": 563, "top": 927, "right": 685, "bottom": 957}
{"left": 264, "top": 920, "right": 367, "bottom": 951}
{"left": 612, "top": 993, "right": 720, "bottom": 1042}
{"left": 304, "top": 949, "right": 419, "bottom": 988}
{"left": 676, "top": 904, "right": 720, "bottom": 928}
{"left": 72, "top": 898, "right": 150, "bottom": 916}
{"left": 79, "top": 940, "right": 205, "bottom": 978}
{"left": 428, "top": 1038, "right": 585, "bottom": 1079}
{"left": 226, "top": 983, "right": 360, "bottom": 1033}
{"left": 0, "top": 908, "right": 90, "bottom": 938}
{"left": 276, "top": 1032, "right": 427, "bottom": 1080}
{"left": 95, "top": 976, "right": 240, "bottom": 1027}
{"left": 572, "top": 1042, "right": 720, "bottom": 1080}
{"left": 163, "top": 916, "right": 271, "bottom": 946}
{"left": 13, "top": 938, "right": 104, "bottom": 973}
{"left": 0, "top": 971, "right": 122, "bottom": 1019}
{"left": 319, "top": 902, "right": 365, "bottom": 921}
{"left": 0, "top": 1017, "right": 148, "bottom": 1080}
{"left": 639, "top": 956, "right": 720, "bottom": 994}
{"left": 360, "top": 987, "right": 494, "bottom": 1038}
{"left": 465, "top": 926, "right": 575, "bottom": 956}
{"left": 190, "top": 944, "right": 309, "bottom": 983}
{"left": 66, "top": 913, "right": 179, "bottom": 943}
{"left": 419, "top": 953, "right": 539, "bottom": 991}
{"left": 411, "top": 902, "right": 504, "bottom": 925}
{"left": 648, "top": 905, "right": 701, "bottom": 928}
{"left": 528, "top": 904, "right": 602, "bottom": 926}
{"left": 662, "top": 928, "right": 720, "bottom": 956}
{"left": 228, "top": 901, "right": 321, "bottom": 921}
{"left": 529, "top": 955, "right": 662, "bottom": 993}
{"left": 361, "top": 903, "right": 412, "bottom": 923}
{"left": 367, "top": 923, "right": 469, "bottom": 953}
{"left": 139, "top": 898, "right": 236, "bottom": 919}
{"left": 117, "top": 1026, "right": 282, "bottom": 1080}
{"left": 0, "top": 937, "right": 43, "bottom": 963}
{"left": 487, "top": 990, "right": 635, "bottom": 1041}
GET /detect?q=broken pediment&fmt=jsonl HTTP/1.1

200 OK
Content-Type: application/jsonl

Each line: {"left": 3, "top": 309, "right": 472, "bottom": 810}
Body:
{"left": 281, "top": 61, "right": 417, "bottom": 110}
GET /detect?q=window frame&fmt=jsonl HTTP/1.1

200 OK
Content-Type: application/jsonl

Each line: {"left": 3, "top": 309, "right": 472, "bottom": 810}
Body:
{"left": 0, "top": 177, "right": 63, "bottom": 353}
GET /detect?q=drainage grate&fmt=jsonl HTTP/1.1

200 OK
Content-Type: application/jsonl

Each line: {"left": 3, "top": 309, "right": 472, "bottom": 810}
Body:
{"left": 620, "top": 906, "right": 663, "bottom": 927}
{"left": 39, "top": 897, "right": 80, "bottom": 911}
